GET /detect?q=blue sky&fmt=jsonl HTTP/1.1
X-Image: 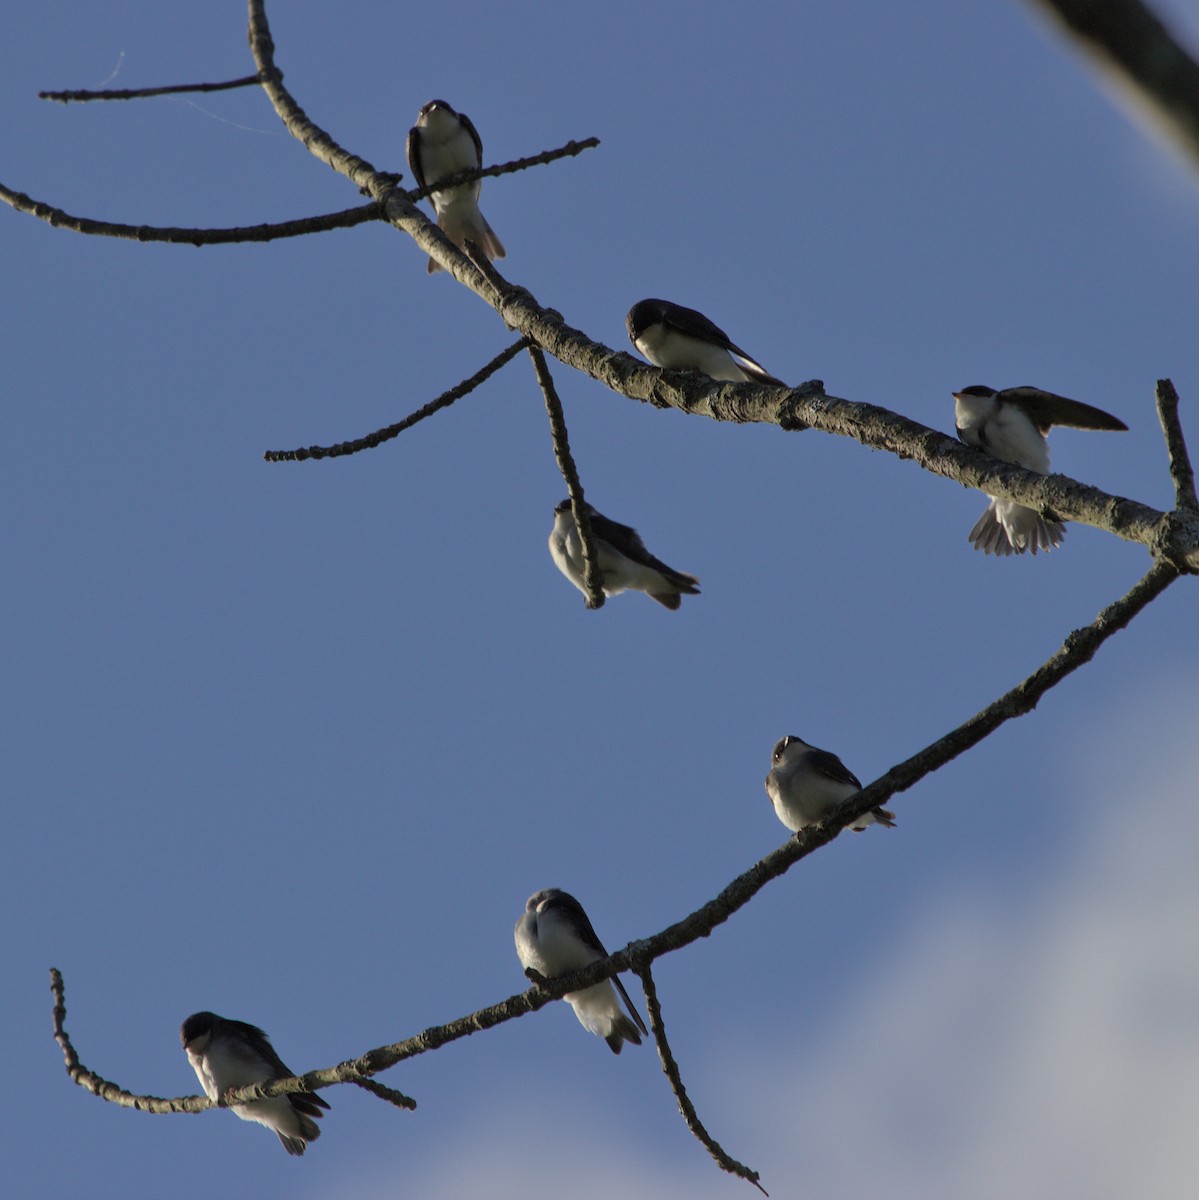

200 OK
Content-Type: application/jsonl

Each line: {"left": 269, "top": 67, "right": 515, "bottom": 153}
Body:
{"left": 3, "top": 2, "right": 1199, "bottom": 1197}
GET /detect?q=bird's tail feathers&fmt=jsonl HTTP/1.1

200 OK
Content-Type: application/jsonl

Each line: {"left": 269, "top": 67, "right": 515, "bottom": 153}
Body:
{"left": 849, "top": 806, "right": 897, "bottom": 831}
{"left": 277, "top": 1124, "right": 318, "bottom": 1157}
{"left": 427, "top": 210, "right": 506, "bottom": 273}
{"left": 968, "top": 503, "right": 1064, "bottom": 556}
{"left": 649, "top": 592, "right": 682, "bottom": 610}
{"left": 292, "top": 1092, "right": 331, "bottom": 1118}
{"left": 605, "top": 1013, "right": 645, "bottom": 1055}
{"left": 648, "top": 568, "right": 700, "bottom": 609}
{"left": 736, "top": 359, "right": 788, "bottom": 388}
{"left": 473, "top": 216, "right": 505, "bottom": 263}
{"left": 648, "top": 571, "right": 700, "bottom": 608}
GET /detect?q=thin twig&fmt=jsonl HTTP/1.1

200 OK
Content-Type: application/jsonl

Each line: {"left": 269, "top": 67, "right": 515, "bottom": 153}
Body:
{"left": 2, "top": 142, "right": 596, "bottom": 251}
{"left": 405, "top": 138, "right": 600, "bottom": 208}
{"left": 262, "top": 338, "right": 529, "bottom": 462}
{"left": 39, "top": 74, "right": 265, "bottom": 103}
{"left": 1156, "top": 378, "right": 1197, "bottom": 510}
{"left": 350, "top": 1078, "right": 418, "bottom": 1110}
{"left": 0, "top": 181, "right": 381, "bottom": 244}
{"left": 528, "top": 346, "right": 605, "bottom": 608}
{"left": 636, "top": 962, "right": 767, "bottom": 1194}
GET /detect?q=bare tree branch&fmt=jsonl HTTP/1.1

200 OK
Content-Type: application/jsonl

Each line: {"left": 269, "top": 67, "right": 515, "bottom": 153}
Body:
{"left": 247, "top": 0, "right": 506, "bottom": 286}
{"left": 635, "top": 962, "right": 767, "bottom": 1194}
{"left": 262, "top": 338, "right": 530, "bottom": 462}
{"left": 829, "top": 556, "right": 1180, "bottom": 832}
{"left": 528, "top": 345, "right": 606, "bottom": 608}
{"left": 398, "top": 258, "right": 1199, "bottom": 567}
{"left": 50, "top": 968, "right": 211, "bottom": 1114}
{"left": 268, "top": 264, "right": 1199, "bottom": 568}
{"left": 0, "top": 7, "right": 1110, "bottom": 568}
{"left": 244, "top": 1, "right": 597, "bottom": 285}
{"left": 10, "top": 2, "right": 1190, "bottom": 566}
{"left": 28, "top": 11, "right": 1197, "bottom": 1190}
{"left": 49, "top": 555, "right": 1180, "bottom": 1114}
{"left": 404, "top": 138, "right": 600, "bottom": 208}
{"left": 1022, "top": 0, "right": 1199, "bottom": 173}
{"left": 39, "top": 74, "right": 264, "bottom": 103}
{"left": 1156, "top": 378, "right": 1198, "bottom": 510}
{"left": 0, "top": 137, "right": 597, "bottom": 247}
{"left": 246, "top": 3, "right": 401, "bottom": 197}
{"left": 50, "top": 967, "right": 418, "bottom": 1115}
{"left": 0, "top": 181, "right": 381, "bottom": 244}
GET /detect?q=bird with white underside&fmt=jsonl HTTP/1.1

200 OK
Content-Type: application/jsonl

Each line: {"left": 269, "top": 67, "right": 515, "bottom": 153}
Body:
{"left": 626, "top": 298, "right": 787, "bottom": 387}
{"left": 180, "top": 1011, "right": 329, "bottom": 1156}
{"left": 765, "top": 735, "right": 895, "bottom": 834}
{"left": 953, "top": 384, "right": 1128, "bottom": 556}
{"left": 548, "top": 498, "right": 699, "bottom": 609}
{"left": 407, "top": 99, "right": 505, "bottom": 274}
{"left": 515, "top": 888, "right": 648, "bottom": 1054}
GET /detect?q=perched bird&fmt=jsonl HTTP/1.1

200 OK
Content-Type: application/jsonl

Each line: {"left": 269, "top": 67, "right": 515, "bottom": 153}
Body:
{"left": 953, "top": 385, "right": 1128, "bottom": 556}
{"left": 549, "top": 498, "right": 700, "bottom": 610}
{"left": 406, "top": 99, "right": 505, "bottom": 273}
{"left": 626, "top": 298, "right": 786, "bottom": 386}
{"left": 515, "top": 888, "right": 648, "bottom": 1054}
{"left": 765, "top": 735, "right": 895, "bottom": 833}
{"left": 180, "top": 1011, "right": 329, "bottom": 1156}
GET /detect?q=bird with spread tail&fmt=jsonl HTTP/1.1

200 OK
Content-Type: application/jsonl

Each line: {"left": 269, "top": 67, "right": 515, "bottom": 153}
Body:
{"left": 953, "top": 385, "right": 1128, "bottom": 556}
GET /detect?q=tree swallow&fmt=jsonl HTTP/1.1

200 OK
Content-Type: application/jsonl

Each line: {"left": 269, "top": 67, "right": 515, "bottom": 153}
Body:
{"left": 180, "top": 1011, "right": 329, "bottom": 1156}
{"left": 406, "top": 99, "right": 505, "bottom": 274}
{"left": 953, "top": 385, "right": 1128, "bottom": 556}
{"left": 626, "top": 298, "right": 786, "bottom": 386}
{"left": 549, "top": 498, "right": 700, "bottom": 609}
{"left": 765, "top": 735, "right": 896, "bottom": 833}
{"left": 515, "top": 888, "right": 648, "bottom": 1054}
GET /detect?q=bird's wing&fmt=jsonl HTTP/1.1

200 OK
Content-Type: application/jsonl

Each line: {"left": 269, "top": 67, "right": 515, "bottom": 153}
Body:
{"left": 659, "top": 302, "right": 733, "bottom": 347}
{"left": 405, "top": 127, "right": 427, "bottom": 191}
{"left": 457, "top": 110, "right": 485, "bottom": 165}
{"left": 587, "top": 510, "right": 697, "bottom": 588}
{"left": 613, "top": 975, "right": 649, "bottom": 1036}
{"left": 586, "top": 510, "right": 650, "bottom": 559}
{"left": 805, "top": 748, "right": 863, "bottom": 790}
{"left": 544, "top": 891, "right": 609, "bottom": 958}
{"left": 1001, "top": 387, "right": 1128, "bottom": 433}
